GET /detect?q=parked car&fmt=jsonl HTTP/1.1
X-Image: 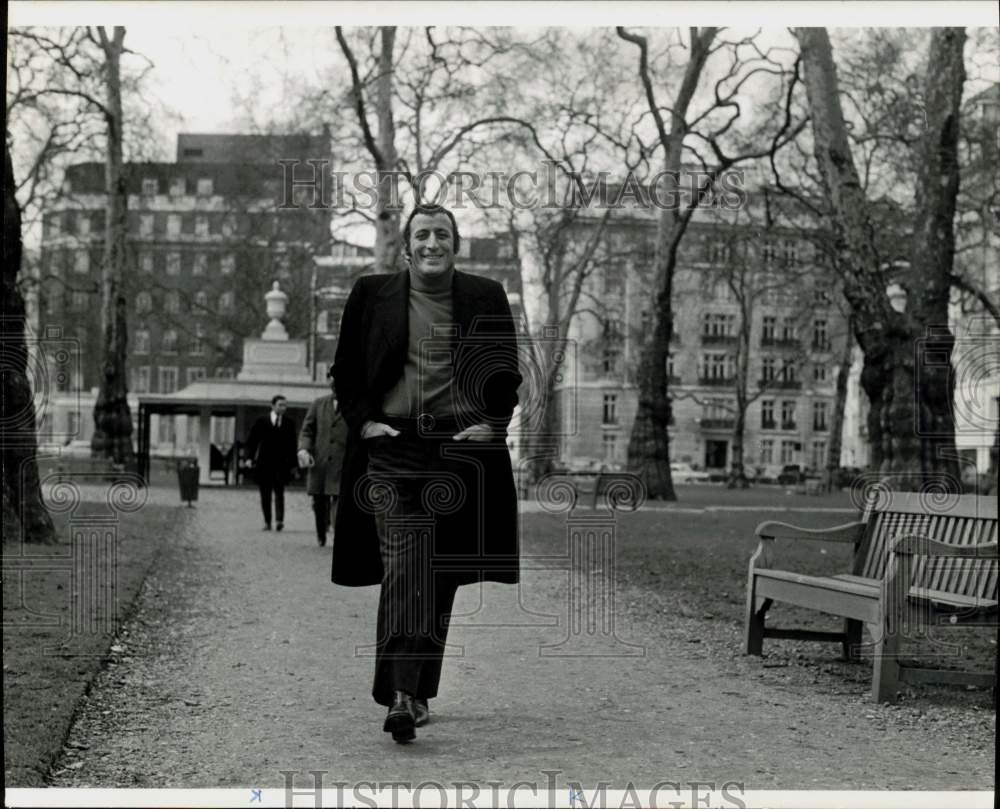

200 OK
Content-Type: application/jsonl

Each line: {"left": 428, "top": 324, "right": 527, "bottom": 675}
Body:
{"left": 777, "top": 464, "right": 805, "bottom": 485}
{"left": 670, "top": 462, "right": 712, "bottom": 483}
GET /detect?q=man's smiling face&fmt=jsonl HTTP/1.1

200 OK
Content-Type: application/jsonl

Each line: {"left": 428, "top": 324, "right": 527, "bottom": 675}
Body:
{"left": 408, "top": 212, "right": 455, "bottom": 281}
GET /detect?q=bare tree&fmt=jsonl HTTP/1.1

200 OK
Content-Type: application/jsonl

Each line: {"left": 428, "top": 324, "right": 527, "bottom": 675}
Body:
{"left": 795, "top": 27, "right": 967, "bottom": 488}
{"left": 615, "top": 27, "right": 806, "bottom": 499}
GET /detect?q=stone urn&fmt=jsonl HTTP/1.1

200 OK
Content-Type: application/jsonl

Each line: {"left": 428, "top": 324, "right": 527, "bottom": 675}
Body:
{"left": 262, "top": 281, "right": 289, "bottom": 341}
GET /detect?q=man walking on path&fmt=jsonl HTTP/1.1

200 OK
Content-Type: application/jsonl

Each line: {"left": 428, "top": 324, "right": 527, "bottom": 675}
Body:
{"left": 332, "top": 203, "right": 523, "bottom": 743}
{"left": 245, "top": 395, "right": 298, "bottom": 531}
{"left": 298, "top": 365, "right": 349, "bottom": 546}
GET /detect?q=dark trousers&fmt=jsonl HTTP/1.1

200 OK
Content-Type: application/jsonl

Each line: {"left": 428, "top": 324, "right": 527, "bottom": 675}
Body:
{"left": 366, "top": 431, "right": 465, "bottom": 707}
{"left": 257, "top": 477, "right": 285, "bottom": 526}
{"left": 312, "top": 494, "right": 337, "bottom": 540}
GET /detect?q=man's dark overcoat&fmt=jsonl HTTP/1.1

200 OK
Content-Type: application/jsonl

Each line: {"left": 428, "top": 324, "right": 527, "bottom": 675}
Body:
{"left": 297, "top": 394, "right": 348, "bottom": 496}
{"left": 331, "top": 269, "right": 523, "bottom": 587}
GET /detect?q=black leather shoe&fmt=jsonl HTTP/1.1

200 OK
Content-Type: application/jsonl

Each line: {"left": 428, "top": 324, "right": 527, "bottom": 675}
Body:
{"left": 317, "top": 536, "right": 326, "bottom": 547}
{"left": 383, "top": 691, "right": 416, "bottom": 743}
{"left": 413, "top": 698, "right": 429, "bottom": 727}
{"left": 276, "top": 522, "right": 284, "bottom": 532}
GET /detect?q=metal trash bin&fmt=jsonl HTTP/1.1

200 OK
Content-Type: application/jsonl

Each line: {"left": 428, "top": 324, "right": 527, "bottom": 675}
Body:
{"left": 177, "top": 459, "right": 199, "bottom": 506}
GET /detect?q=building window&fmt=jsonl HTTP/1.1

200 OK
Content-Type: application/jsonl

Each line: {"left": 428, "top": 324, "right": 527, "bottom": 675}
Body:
{"left": 136, "top": 291, "right": 152, "bottom": 313}
{"left": 77, "top": 214, "right": 91, "bottom": 237}
{"left": 702, "top": 312, "right": 735, "bottom": 337}
{"left": 187, "top": 366, "right": 206, "bottom": 385}
{"left": 781, "top": 361, "right": 797, "bottom": 384}
{"left": 781, "top": 318, "right": 797, "bottom": 341}
{"left": 159, "top": 366, "right": 178, "bottom": 394}
{"left": 195, "top": 216, "right": 209, "bottom": 237}
{"left": 134, "top": 329, "right": 150, "bottom": 354}
{"left": 70, "top": 291, "right": 89, "bottom": 311}
{"left": 762, "top": 316, "right": 776, "bottom": 341}
{"left": 196, "top": 177, "right": 213, "bottom": 196}
{"left": 782, "top": 240, "right": 798, "bottom": 266}
{"left": 194, "top": 290, "right": 209, "bottom": 311}
{"left": 813, "top": 401, "right": 829, "bottom": 431}
{"left": 761, "top": 356, "right": 776, "bottom": 382}
{"left": 47, "top": 213, "right": 62, "bottom": 237}
{"left": 140, "top": 252, "right": 154, "bottom": 273}
{"left": 216, "top": 366, "right": 235, "bottom": 379}
{"left": 222, "top": 216, "right": 235, "bottom": 238}
{"left": 640, "top": 309, "right": 653, "bottom": 334}
{"left": 192, "top": 253, "right": 207, "bottom": 275}
{"left": 814, "top": 285, "right": 831, "bottom": 305}
{"left": 141, "top": 178, "right": 158, "bottom": 196}
{"left": 761, "top": 400, "right": 775, "bottom": 430}
{"left": 780, "top": 440, "right": 796, "bottom": 463}
{"left": 169, "top": 177, "right": 186, "bottom": 197}
{"left": 813, "top": 364, "right": 828, "bottom": 383}
{"left": 701, "top": 352, "right": 732, "bottom": 381}
{"left": 667, "top": 353, "right": 677, "bottom": 381}
{"left": 707, "top": 242, "right": 730, "bottom": 264}
{"left": 221, "top": 254, "right": 235, "bottom": 275}
{"left": 166, "top": 252, "right": 181, "bottom": 275}
{"left": 760, "top": 439, "right": 774, "bottom": 464}
{"left": 781, "top": 401, "right": 796, "bottom": 430}
{"left": 167, "top": 214, "right": 182, "bottom": 237}
{"left": 602, "top": 432, "right": 618, "bottom": 462}
{"left": 165, "top": 291, "right": 180, "bottom": 313}
{"left": 162, "top": 329, "right": 178, "bottom": 353}
{"left": 132, "top": 366, "right": 150, "bottom": 393}
{"left": 602, "top": 348, "right": 619, "bottom": 376}
{"left": 761, "top": 241, "right": 776, "bottom": 265}
{"left": 602, "top": 393, "right": 618, "bottom": 425}
{"left": 191, "top": 324, "right": 205, "bottom": 356}
{"left": 73, "top": 251, "right": 89, "bottom": 274}
{"left": 811, "top": 440, "right": 827, "bottom": 469}
{"left": 140, "top": 214, "right": 154, "bottom": 237}
{"left": 219, "top": 291, "right": 234, "bottom": 313}
{"left": 218, "top": 332, "right": 233, "bottom": 349}
{"left": 812, "top": 319, "right": 829, "bottom": 351}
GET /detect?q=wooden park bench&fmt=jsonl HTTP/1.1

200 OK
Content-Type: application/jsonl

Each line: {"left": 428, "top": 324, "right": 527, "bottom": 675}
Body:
{"left": 745, "top": 491, "right": 998, "bottom": 702}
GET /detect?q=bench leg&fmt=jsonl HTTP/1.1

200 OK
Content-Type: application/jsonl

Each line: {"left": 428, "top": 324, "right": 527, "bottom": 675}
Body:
{"left": 745, "top": 594, "right": 772, "bottom": 656}
{"left": 842, "top": 619, "right": 863, "bottom": 662}
{"left": 871, "top": 616, "right": 901, "bottom": 703}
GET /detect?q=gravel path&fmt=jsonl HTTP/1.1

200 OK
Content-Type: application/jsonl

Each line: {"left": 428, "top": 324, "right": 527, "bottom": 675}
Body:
{"left": 48, "top": 487, "right": 995, "bottom": 791}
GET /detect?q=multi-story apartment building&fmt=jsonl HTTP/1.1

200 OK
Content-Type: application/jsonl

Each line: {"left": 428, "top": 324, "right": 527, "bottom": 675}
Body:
{"left": 34, "top": 132, "right": 331, "bottom": 450}
{"left": 554, "top": 185, "right": 850, "bottom": 475}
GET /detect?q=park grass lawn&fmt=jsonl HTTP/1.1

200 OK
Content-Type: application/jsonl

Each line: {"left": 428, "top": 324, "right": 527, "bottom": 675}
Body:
{"left": 520, "top": 489, "right": 997, "bottom": 704}
{"left": 3, "top": 501, "right": 190, "bottom": 786}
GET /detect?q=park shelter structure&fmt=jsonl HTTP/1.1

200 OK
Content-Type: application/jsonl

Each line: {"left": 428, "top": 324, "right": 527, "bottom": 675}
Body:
{"left": 136, "top": 282, "right": 328, "bottom": 485}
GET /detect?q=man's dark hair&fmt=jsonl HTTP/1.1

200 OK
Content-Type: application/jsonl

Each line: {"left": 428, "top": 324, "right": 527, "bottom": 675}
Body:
{"left": 402, "top": 203, "right": 461, "bottom": 259}
{"left": 271, "top": 395, "right": 287, "bottom": 406}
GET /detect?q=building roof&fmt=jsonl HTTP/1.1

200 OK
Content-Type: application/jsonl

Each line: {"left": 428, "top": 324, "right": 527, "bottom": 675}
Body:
{"left": 138, "top": 378, "right": 329, "bottom": 411}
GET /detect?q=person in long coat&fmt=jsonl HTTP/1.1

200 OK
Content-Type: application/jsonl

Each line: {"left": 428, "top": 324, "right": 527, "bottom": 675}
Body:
{"left": 332, "top": 203, "right": 523, "bottom": 743}
{"left": 297, "top": 365, "right": 348, "bottom": 546}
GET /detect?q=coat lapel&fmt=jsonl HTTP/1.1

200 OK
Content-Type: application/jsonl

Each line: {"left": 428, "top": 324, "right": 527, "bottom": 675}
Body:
{"left": 371, "top": 270, "right": 409, "bottom": 361}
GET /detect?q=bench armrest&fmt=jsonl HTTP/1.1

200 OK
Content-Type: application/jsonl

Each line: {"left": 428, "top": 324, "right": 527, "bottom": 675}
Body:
{"left": 754, "top": 520, "right": 866, "bottom": 543}
{"left": 891, "top": 534, "right": 999, "bottom": 559}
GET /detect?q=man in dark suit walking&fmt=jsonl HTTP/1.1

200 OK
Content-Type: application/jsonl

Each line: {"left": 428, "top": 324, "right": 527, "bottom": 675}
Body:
{"left": 245, "top": 395, "right": 298, "bottom": 531}
{"left": 332, "top": 203, "right": 523, "bottom": 744}
{"left": 298, "top": 365, "right": 349, "bottom": 546}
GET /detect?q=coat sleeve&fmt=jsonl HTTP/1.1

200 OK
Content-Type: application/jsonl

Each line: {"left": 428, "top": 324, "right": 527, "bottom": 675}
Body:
{"left": 245, "top": 418, "right": 261, "bottom": 463}
{"left": 333, "top": 278, "right": 377, "bottom": 434}
{"left": 485, "top": 282, "right": 523, "bottom": 430}
{"left": 298, "top": 401, "right": 318, "bottom": 453}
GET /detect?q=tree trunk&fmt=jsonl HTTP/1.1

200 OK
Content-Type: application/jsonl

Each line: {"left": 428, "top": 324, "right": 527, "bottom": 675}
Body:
{"left": 908, "top": 27, "right": 964, "bottom": 486}
{"left": 825, "top": 315, "right": 854, "bottom": 490}
{"left": 797, "top": 27, "right": 964, "bottom": 491}
{"left": 2, "top": 143, "right": 57, "bottom": 544}
{"left": 728, "top": 292, "right": 752, "bottom": 489}
{"left": 374, "top": 26, "right": 401, "bottom": 274}
{"left": 91, "top": 26, "right": 135, "bottom": 467}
